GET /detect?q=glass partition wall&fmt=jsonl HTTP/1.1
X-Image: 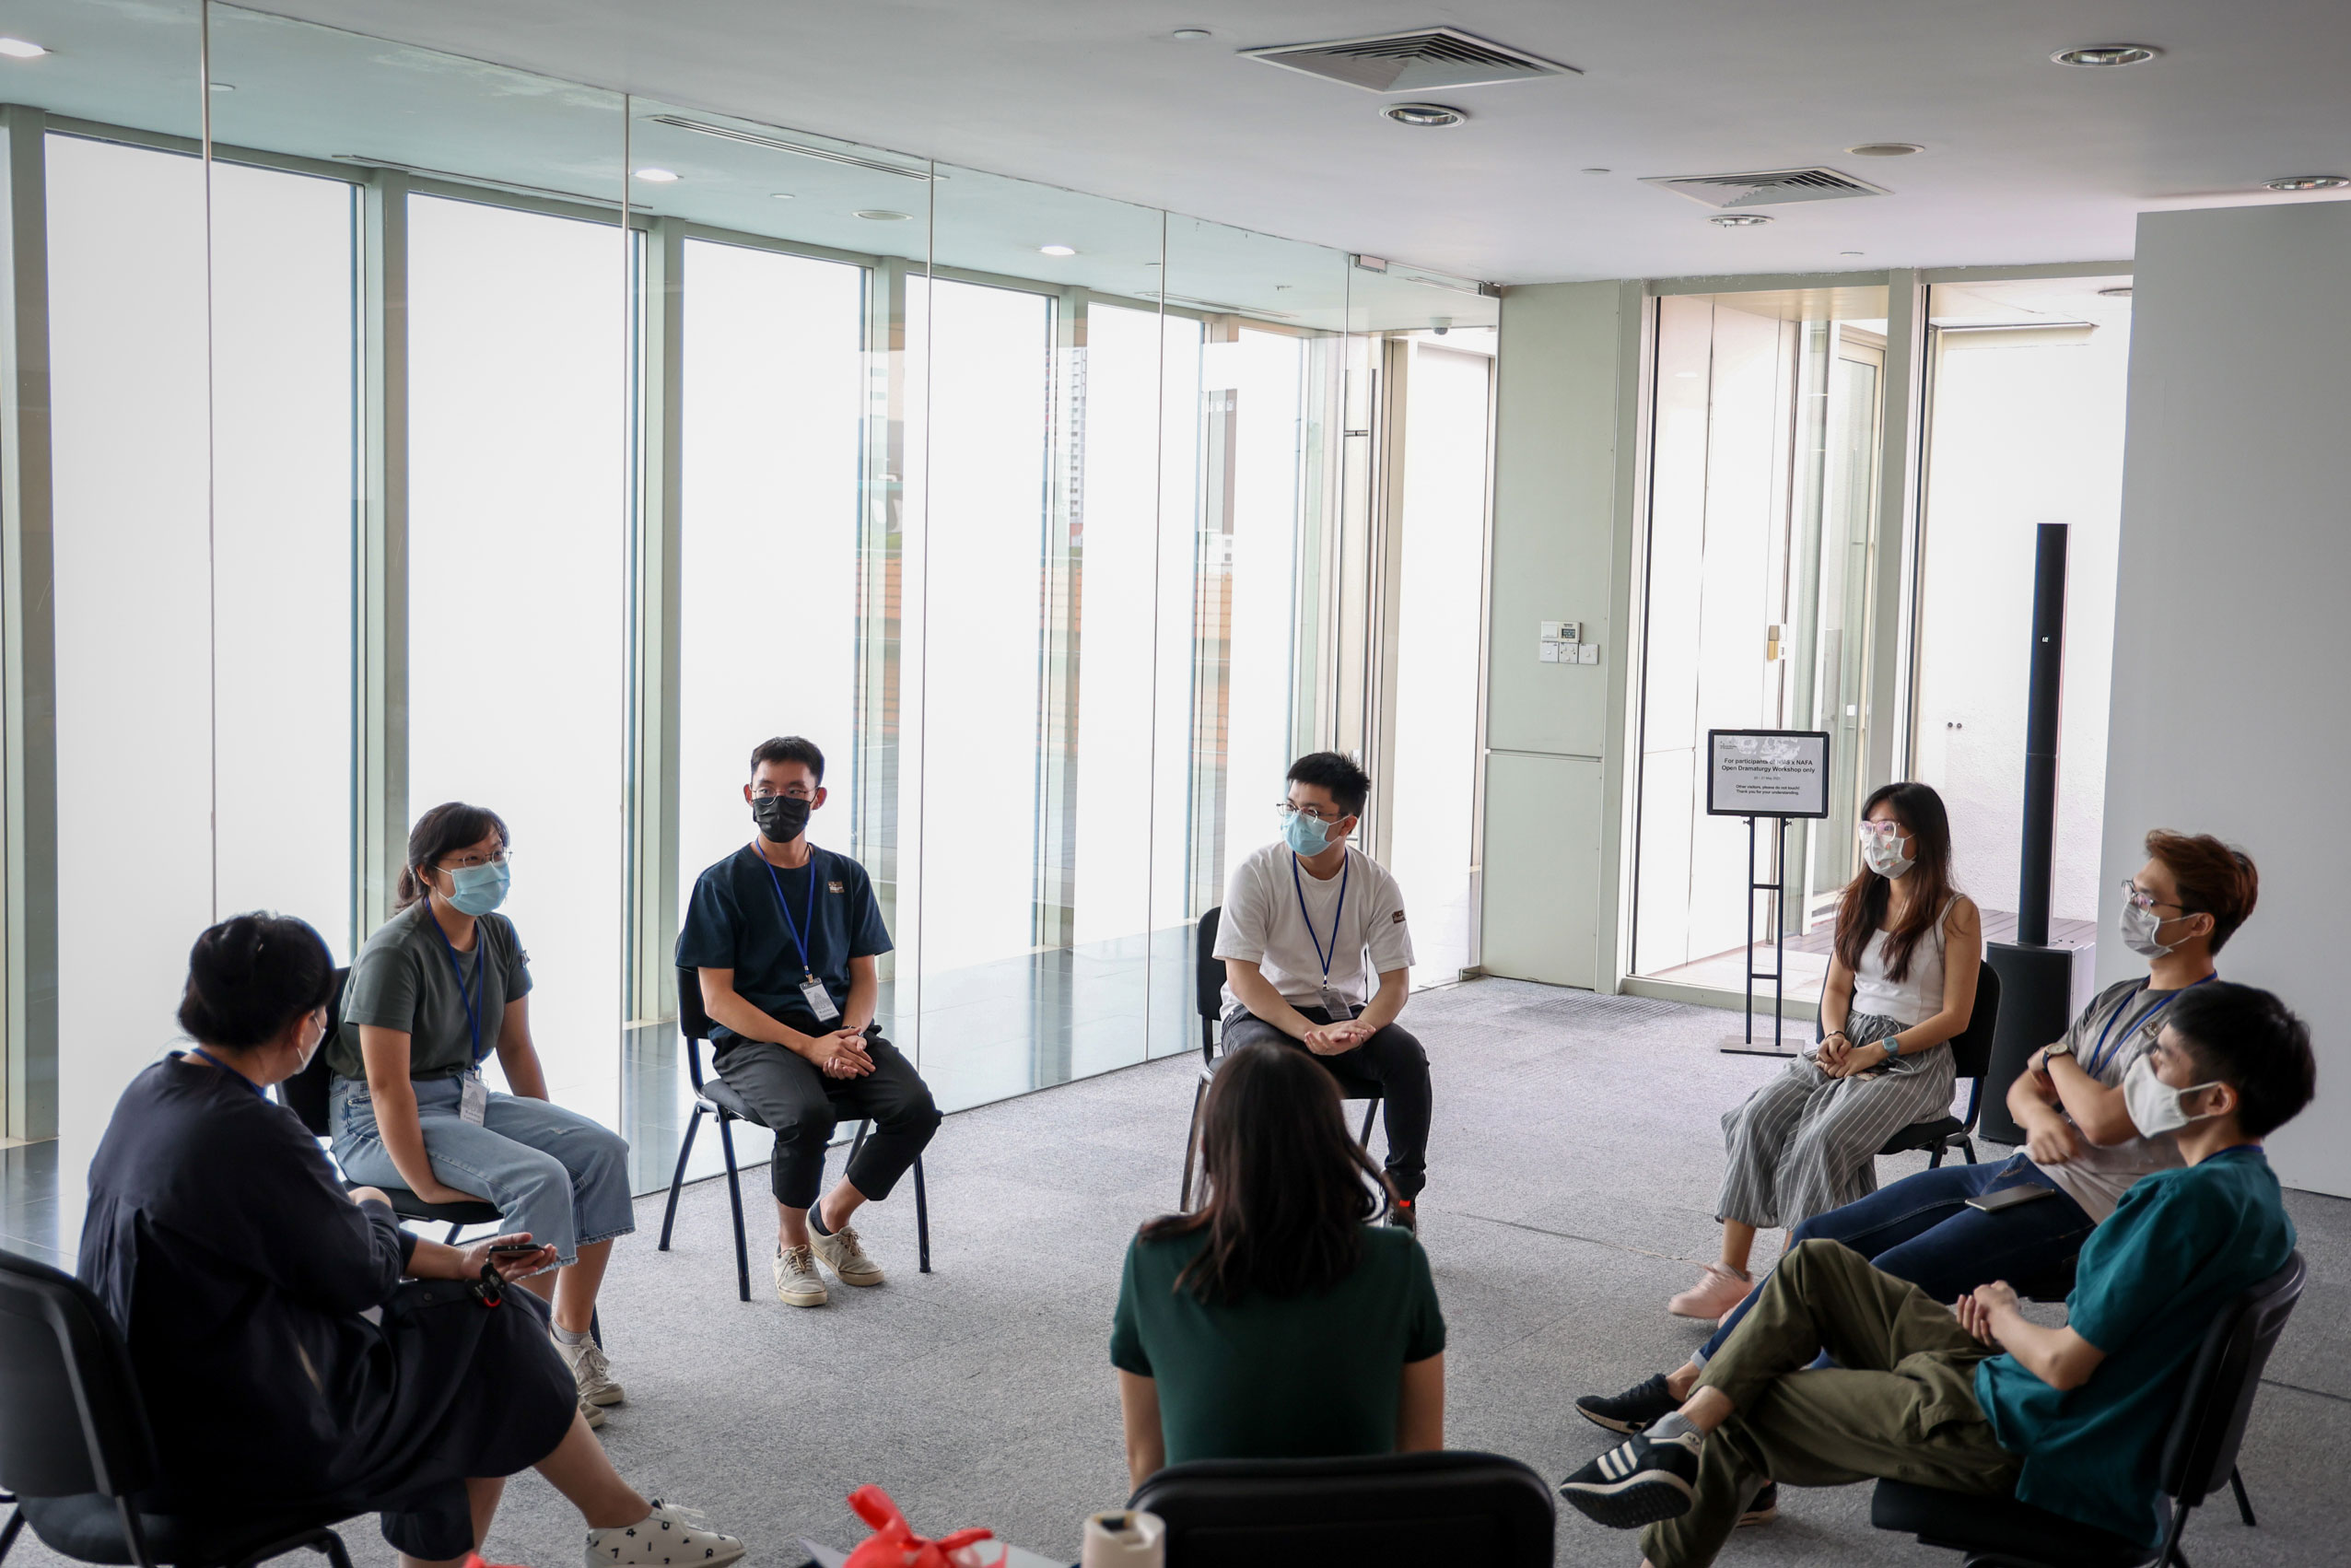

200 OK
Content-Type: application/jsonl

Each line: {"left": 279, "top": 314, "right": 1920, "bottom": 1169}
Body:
{"left": 0, "top": 2, "right": 1498, "bottom": 1218}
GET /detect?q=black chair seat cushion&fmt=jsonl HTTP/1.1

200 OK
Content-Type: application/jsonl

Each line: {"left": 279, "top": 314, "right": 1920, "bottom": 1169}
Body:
{"left": 19, "top": 1491, "right": 347, "bottom": 1566}
{"left": 698, "top": 1077, "right": 764, "bottom": 1127}
{"left": 1871, "top": 1479, "right": 2151, "bottom": 1568}
{"left": 381, "top": 1188, "right": 503, "bottom": 1227}
{"left": 1877, "top": 1114, "right": 1962, "bottom": 1155}
{"left": 1132, "top": 1451, "right": 1553, "bottom": 1567}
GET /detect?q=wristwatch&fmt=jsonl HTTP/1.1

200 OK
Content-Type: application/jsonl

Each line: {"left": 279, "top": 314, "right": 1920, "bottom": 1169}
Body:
{"left": 2044, "top": 1040, "right": 2076, "bottom": 1062}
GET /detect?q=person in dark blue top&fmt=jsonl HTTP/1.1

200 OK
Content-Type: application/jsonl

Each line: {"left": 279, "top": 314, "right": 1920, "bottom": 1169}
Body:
{"left": 1558, "top": 981, "right": 2313, "bottom": 1567}
{"left": 677, "top": 735, "right": 941, "bottom": 1308}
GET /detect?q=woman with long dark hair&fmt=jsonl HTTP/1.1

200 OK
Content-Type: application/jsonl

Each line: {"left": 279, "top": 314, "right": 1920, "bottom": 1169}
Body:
{"left": 76, "top": 914, "right": 740, "bottom": 1568}
{"left": 327, "top": 802, "right": 634, "bottom": 1423}
{"left": 1664, "top": 781, "right": 1982, "bottom": 1323}
{"left": 1111, "top": 1040, "right": 1446, "bottom": 1490}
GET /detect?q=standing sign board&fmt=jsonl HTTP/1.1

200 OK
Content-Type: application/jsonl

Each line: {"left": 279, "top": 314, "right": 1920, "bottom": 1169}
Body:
{"left": 1705, "top": 730, "right": 1831, "bottom": 1055}
{"left": 1707, "top": 730, "right": 1832, "bottom": 819}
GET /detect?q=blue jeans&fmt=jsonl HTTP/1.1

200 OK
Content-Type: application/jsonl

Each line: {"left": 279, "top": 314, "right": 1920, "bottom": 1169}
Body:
{"left": 331, "top": 1075, "right": 635, "bottom": 1267}
{"left": 1694, "top": 1153, "right": 2093, "bottom": 1365}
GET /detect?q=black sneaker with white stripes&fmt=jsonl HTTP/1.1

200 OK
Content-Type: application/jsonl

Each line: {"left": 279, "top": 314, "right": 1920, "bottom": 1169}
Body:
{"left": 1574, "top": 1373, "right": 1679, "bottom": 1434}
{"left": 1557, "top": 1429, "right": 1703, "bottom": 1528}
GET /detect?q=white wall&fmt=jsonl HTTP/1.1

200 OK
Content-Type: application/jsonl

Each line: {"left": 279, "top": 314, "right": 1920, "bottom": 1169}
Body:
{"left": 1480, "top": 282, "right": 1628, "bottom": 987}
{"left": 2104, "top": 201, "right": 2351, "bottom": 1197}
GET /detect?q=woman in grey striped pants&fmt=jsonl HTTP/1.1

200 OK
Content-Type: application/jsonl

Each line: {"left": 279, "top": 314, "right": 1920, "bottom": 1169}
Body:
{"left": 1669, "top": 782, "right": 1983, "bottom": 1322}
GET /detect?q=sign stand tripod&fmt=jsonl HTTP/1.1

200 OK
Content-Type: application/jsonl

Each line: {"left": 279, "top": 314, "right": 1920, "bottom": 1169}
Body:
{"left": 1703, "top": 729, "right": 1832, "bottom": 1059}
{"left": 1720, "top": 812, "right": 1795, "bottom": 1057}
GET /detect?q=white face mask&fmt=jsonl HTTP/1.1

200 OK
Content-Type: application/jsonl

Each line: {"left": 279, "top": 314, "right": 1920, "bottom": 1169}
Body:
{"left": 1859, "top": 825, "right": 1912, "bottom": 879}
{"left": 2120, "top": 901, "right": 2178, "bottom": 958}
{"left": 2122, "top": 1053, "right": 2224, "bottom": 1139}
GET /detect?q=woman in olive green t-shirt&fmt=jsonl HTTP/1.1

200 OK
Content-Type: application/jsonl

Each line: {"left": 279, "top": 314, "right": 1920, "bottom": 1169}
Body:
{"left": 1111, "top": 1039, "right": 1446, "bottom": 1488}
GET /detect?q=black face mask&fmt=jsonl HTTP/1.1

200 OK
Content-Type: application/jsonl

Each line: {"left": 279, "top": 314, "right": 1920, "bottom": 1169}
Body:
{"left": 752, "top": 793, "right": 811, "bottom": 843}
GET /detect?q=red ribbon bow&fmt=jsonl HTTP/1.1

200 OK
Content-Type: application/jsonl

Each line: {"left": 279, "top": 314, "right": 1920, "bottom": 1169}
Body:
{"left": 842, "top": 1485, "right": 1001, "bottom": 1568}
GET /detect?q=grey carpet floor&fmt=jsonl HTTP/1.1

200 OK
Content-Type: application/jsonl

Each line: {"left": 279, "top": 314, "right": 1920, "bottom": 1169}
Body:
{"left": 14, "top": 978, "right": 2346, "bottom": 1566}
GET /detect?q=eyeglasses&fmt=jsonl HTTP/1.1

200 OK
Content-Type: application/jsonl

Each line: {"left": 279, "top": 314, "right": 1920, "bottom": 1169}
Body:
{"left": 437, "top": 848, "right": 513, "bottom": 872}
{"left": 751, "top": 787, "right": 816, "bottom": 801}
{"left": 1858, "top": 820, "right": 1905, "bottom": 839}
{"left": 1276, "top": 802, "right": 1348, "bottom": 824}
{"left": 2119, "top": 879, "right": 2191, "bottom": 915}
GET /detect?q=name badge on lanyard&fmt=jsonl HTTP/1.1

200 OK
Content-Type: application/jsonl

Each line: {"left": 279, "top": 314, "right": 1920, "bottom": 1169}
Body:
{"left": 431, "top": 912, "right": 492, "bottom": 1124}
{"left": 1292, "top": 849, "right": 1352, "bottom": 1019}
{"left": 763, "top": 848, "right": 841, "bottom": 1024}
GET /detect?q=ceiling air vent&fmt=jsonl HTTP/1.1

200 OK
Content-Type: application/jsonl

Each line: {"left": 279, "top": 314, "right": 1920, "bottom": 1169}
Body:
{"left": 1641, "top": 167, "right": 1891, "bottom": 210}
{"left": 1244, "top": 28, "right": 1579, "bottom": 93}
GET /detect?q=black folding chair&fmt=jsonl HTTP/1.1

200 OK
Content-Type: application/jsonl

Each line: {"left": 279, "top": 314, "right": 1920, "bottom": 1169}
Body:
{"left": 0, "top": 1247, "right": 356, "bottom": 1568}
{"left": 1870, "top": 1248, "right": 2307, "bottom": 1568}
{"left": 282, "top": 970, "right": 599, "bottom": 1347}
{"left": 658, "top": 966, "right": 930, "bottom": 1302}
{"left": 1130, "top": 1451, "right": 1553, "bottom": 1567}
{"left": 1181, "top": 907, "right": 1380, "bottom": 1211}
{"left": 1875, "top": 960, "right": 2002, "bottom": 1169}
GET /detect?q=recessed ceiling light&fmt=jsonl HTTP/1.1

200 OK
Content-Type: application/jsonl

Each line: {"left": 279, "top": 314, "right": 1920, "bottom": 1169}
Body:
{"left": 0, "top": 38, "right": 50, "bottom": 61}
{"left": 1712, "top": 214, "right": 1772, "bottom": 228}
{"left": 1038, "top": 244, "right": 1077, "bottom": 257}
{"left": 1847, "top": 143, "right": 1922, "bottom": 157}
{"left": 856, "top": 209, "right": 913, "bottom": 221}
{"left": 2097, "top": 286, "right": 2134, "bottom": 298}
{"left": 770, "top": 193, "right": 795, "bottom": 200}
{"left": 2052, "top": 43, "right": 2161, "bottom": 67}
{"left": 1841, "top": 250, "right": 1865, "bottom": 256}
{"left": 1385, "top": 102, "right": 1466, "bottom": 128}
{"left": 1581, "top": 167, "right": 1611, "bottom": 174}
{"left": 2264, "top": 174, "right": 2350, "bottom": 192}
{"left": 633, "top": 167, "right": 681, "bottom": 183}
{"left": 1171, "top": 28, "right": 1212, "bottom": 41}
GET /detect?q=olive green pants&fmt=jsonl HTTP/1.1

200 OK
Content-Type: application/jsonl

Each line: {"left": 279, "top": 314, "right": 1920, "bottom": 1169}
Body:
{"left": 1641, "top": 1239, "right": 2024, "bottom": 1568}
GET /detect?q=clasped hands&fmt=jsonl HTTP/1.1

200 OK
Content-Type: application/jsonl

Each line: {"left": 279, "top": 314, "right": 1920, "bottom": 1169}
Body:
{"left": 1302, "top": 1019, "right": 1375, "bottom": 1057}
{"left": 806, "top": 1026, "right": 876, "bottom": 1079}
{"left": 1954, "top": 1280, "right": 2021, "bottom": 1348}
{"left": 1814, "top": 1030, "right": 1893, "bottom": 1077}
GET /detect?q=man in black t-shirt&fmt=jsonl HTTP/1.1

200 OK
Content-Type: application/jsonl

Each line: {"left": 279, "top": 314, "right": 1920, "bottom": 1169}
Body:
{"left": 677, "top": 736, "right": 941, "bottom": 1307}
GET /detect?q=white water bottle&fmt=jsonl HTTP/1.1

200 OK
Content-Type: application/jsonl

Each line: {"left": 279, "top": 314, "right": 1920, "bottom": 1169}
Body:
{"left": 1080, "top": 1510, "right": 1164, "bottom": 1568}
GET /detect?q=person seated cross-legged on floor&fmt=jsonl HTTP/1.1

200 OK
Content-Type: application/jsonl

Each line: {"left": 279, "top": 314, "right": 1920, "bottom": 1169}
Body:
{"left": 677, "top": 734, "right": 942, "bottom": 1307}
{"left": 84, "top": 914, "right": 743, "bottom": 1568}
{"left": 1669, "top": 781, "right": 1982, "bottom": 1323}
{"left": 1581, "top": 829, "right": 2260, "bottom": 1449}
{"left": 1213, "top": 749, "right": 1430, "bottom": 1228}
{"left": 1558, "top": 980, "right": 2313, "bottom": 1568}
{"left": 1113, "top": 1038, "right": 1445, "bottom": 1492}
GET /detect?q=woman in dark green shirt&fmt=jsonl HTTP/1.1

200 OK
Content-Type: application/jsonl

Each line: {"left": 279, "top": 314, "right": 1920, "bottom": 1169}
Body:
{"left": 1111, "top": 1039, "right": 1446, "bottom": 1489}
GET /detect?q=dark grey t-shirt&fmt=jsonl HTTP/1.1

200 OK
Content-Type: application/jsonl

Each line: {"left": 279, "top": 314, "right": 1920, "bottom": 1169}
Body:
{"left": 327, "top": 902, "right": 532, "bottom": 1081}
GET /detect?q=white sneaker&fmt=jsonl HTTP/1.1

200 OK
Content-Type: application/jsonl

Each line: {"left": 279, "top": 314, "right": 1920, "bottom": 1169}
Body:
{"left": 774, "top": 1243, "right": 828, "bottom": 1306}
{"left": 584, "top": 1500, "right": 743, "bottom": 1567}
{"left": 555, "top": 1332, "right": 626, "bottom": 1407}
{"left": 579, "top": 1395, "right": 607, "bottom": 1432}
{"left": 811, "top": 1223, "right": 886, "bottom": 1287}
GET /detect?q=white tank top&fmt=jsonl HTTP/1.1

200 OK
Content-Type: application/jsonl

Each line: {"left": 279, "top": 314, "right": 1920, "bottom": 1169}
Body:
{"left": 1848, "top": 895, "right": 1959, "bottom": 1026}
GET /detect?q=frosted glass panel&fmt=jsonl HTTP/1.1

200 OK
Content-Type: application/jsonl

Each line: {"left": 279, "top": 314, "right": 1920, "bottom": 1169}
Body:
{"left": 676, "top": 239, "right": 867, "bottom": 922}
{"left": 407, "top": 194, "right": 626, "bottom": 1121}
{"left": 1387, "top": 343, "right": 1492, "bottom": 985}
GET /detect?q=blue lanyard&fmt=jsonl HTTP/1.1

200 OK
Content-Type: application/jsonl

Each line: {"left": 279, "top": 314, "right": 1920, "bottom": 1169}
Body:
{"left": 427, "top": 908, "right": 488, "bottom": 1067}
{"left": 2086, "top": 975, "right": 2212, "bottom": 1079}
{"left": 188, "top": 1047, "right": 266, "bottom": 1100}
{"left": 759, "top": 846, "right": 819, "bottom": 982}
{"left": 1290, "top": 849, "right": 1350, "bottom": 981}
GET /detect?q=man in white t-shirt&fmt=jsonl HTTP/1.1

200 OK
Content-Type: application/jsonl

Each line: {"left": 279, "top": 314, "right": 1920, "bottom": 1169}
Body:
{"left": 1211, "top": 751, "right": 1428, "bottom": 1227}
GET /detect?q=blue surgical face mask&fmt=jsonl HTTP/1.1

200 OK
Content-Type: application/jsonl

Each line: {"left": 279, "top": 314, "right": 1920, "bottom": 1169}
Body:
{"left": 1283, "top": 810, "right": 1337, "bottom": 857}
{"left": 444, "top": 860, "right": 510, "bottom": 917}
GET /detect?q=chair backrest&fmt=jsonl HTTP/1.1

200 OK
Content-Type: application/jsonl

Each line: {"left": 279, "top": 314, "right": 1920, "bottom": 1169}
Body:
{"left": 676, "top": 965, "right": 716, "bottom": 1042}
{"left": 1195, "top": 907, "right": 1226, "bottom": 1024}
{"left": 2159, "top": 1249, "right": 2307, "bottom": 1505}
{"left": 278, "top": 965, "right": 352, "bottom": 1138}
{"left": 1947, "top": 960, "right": 2000, "bottom": 1082}
{"left": 0, "top": 1247, "right": 158, "bottom": 1503}
{"left": 1130, "top": 1450, "right": 1554, "bottom": 1568}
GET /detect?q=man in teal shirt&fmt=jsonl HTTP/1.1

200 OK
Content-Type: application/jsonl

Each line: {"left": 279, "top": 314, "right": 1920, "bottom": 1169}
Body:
{"left": 1556, "top": 981, "right": 2313, "bottom": 1567}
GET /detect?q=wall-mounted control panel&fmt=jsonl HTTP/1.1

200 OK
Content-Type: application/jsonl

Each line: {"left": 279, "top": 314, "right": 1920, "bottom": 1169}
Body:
{"left": 1538, "top": 620, "right": 1599, "bottom": 664}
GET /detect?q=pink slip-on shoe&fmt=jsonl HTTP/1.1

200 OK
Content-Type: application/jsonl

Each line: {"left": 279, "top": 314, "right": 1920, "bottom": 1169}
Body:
{"left": 1667, "top": 1261, "right": 1752, "bottom": 1320}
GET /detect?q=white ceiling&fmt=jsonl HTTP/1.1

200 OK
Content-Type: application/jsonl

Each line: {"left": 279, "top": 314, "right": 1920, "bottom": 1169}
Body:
{"left": 47, "top": 2, "right": 2351, "bottom": 284}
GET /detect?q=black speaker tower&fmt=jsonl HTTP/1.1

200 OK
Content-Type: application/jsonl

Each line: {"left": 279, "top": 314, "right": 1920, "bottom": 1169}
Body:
{"left": 1979, "top": 523, "right": 2095, "bottom": 1144}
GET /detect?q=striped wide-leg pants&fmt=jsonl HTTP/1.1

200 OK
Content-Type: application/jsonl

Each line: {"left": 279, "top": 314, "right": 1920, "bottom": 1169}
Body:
{"left": 1714, "top": 1012, "right": 1956, "bottom": 1232}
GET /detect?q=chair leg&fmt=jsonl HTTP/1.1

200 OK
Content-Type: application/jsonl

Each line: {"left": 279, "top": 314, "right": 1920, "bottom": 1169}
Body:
{"left": 114, "top": 1495, "right": 156, "bottom": 1568}
{"left": 444, "top": 1223, "right": 463, "bottom": 1245}
{"left": 0, "top": 1505, "right": 25, "bottom": 1566}
{"left": 2150, "top": 1496, "right": 2193, "bottom": 1568}
{"left": 659, "top": 1103, "right": 707, "bottom": 1250}
{"left": 1961, "top": 1137, "right": 1978, "bottom": 1165}
{"left": 914, "top": 1155, "right": 931, "bottom": 1274}
{"left": 1357, "top": 1097, "right": 1379, "bottom": 1149}
{"left": 2228, "top": 1464, "right": 2255, "bottom": 1527}
{"left": 1179, "top": 1077, "right": 1207, "bottom": 1211}
{"left": 849, "top": 1117, "right": 871, "bottom": 1164}
{"left": 717, "top": 1114, "right": 751, "bottom": 1304}
{"left": 320, "top": 1529, "right": 356, "bottom": 1568}
{"left": 1929, "top": 1141, "right": 1947, "bottom": 1170}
